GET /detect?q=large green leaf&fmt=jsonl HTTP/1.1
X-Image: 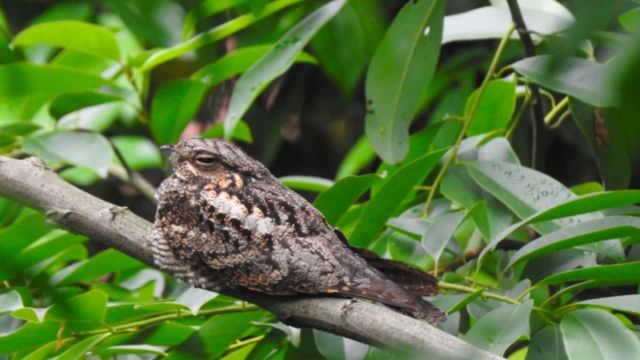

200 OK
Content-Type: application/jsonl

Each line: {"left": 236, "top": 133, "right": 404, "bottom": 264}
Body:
{"left": 223, "top": 0, "right": 346, "bottom": 138}
{"left": 561, "top": 309, "right": 640, "bottom": 360}
{"left": 191, "top": 45, "right": 317, "bottom": 87}
{"left": 539, "top": 261, "right": 640, "bottom": 286}
{"left": 463, "top": 300, "right": 533, "bottom": 355}
{"left": 579, "top": 295, "right": 640, "bottom": 316}
{"left": 508, "top": 216, "right": 640, "bottom": 268}
{"left": 150, "top": 79, "right": 208, "bottom": 144}
{"left": 50, "top": 249, "right": 144, "bottom": 286}
{"left": 23, "top": 130, "right": 114, "bottom": 177}
{"left": 335, "top": 136, "right": 376, "bottom": 179}
{"left": 511, "top": 56, "right": 617, "bottom": 107}
{"left": 314, "top": 174, "right": 382, "bottom": 225}
{"left": 111, "top": 136, "right": 163, "bottom": 170}
{"left": 0, "top": 323, "right": 59, "bottom": 354}
{"left": 349, "top": 149, "right": 447, "bottom": 246}
{"left": 13, "top": 20, "right": 120, "bottom": 60}
{"left": 0, "top": 63, "right": 110, "bottom": 98}
{"left": 139, "top": 0, "right": 305, "bottom": 72}
{"left": 422, "top": 211, "right": 465, "bottom": 264}
{"left": 364, "top": 0, "right": 444, "bottom": 163}
{"left": 470, "top": 161, "right": 623, "bottom": 260}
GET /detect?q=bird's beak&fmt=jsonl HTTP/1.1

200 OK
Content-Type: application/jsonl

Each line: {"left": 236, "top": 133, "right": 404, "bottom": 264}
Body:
{"left": 160, "top": 145, "right": 175, "bottom": 155}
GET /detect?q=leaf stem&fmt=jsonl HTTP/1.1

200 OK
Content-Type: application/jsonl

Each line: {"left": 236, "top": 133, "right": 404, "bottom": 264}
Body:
{"left": 544, "top": 96, "right": 569, "bottom": 126}
{"left": 226, "top": 335, "right": 266, "bottom": 352}
{"left": 421, "top": 23, "right": 516, "bottom": 216}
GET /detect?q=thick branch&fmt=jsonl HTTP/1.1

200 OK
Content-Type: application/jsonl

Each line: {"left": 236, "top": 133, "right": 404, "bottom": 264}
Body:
{"left": 0, "top": 156, "right": 502, "bottom": 360}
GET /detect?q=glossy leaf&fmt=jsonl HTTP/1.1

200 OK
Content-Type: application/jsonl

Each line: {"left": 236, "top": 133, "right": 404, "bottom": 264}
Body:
{"left": 150, "top": 79, "right": 208, "bottom": 144}
{"left": 0, "top": 323, "right": 59, "bottom": 354}
{"left": 619, "top": 7, "right": 640, "bottom": 32}
{"left": 0, "top": 291, "right": 24, "bottom": 314}
{"left": 50, "top": 249, "right": 144, "bottom": 286}
{"left": 512, "top": 56, "right": 617, "bottom": 107}
{"left": 57, "top": 333, "right": 110, "bottom": 360}
{"left": 349, "top": 149, "right": 447, "bottom": 246}
{"left": 508, "top": 216, "right": 640, "bottom": 268}
{"left": 561, "top": 309, "right": 640, "bottom": 360}
{"left": 23, "top": 130, "right": 114, "bottom": 177}
{"left": 579, "top": 295, "right": 640, "bottom": 316}
{"left": 224, "top": 0, "right": 346, "bottom": 138}
{"left": 464, "top": 300, "right": 533, "bottom": 355}
{"left": 202, "top": 120, "right": 253, "bottom": 143}
{"left": 13, "top": 20, "right": 120, "bottom": 60}
{"left": 539, "top": 261, "right": 640, "bottom": 286}
{"left": 314, "top": 174, "right": 382, "bottom": 225}
{"left": 364, "top": 0, "right": 444, "bottom": 163}
{"left": 279, "top": 176, "right": 334, "bottom": 193}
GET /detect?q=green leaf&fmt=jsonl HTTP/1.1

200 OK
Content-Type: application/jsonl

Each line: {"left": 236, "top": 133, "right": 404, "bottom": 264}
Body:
{"left": 508, "top": 216, "right": 640, "bottom": 268}
{"left": 561, "top": 309, "right": 640, "bottom": 360}
{"left": 279, "top": 176, "right": 334, "bottom": 193}
{"left": 314, "top": 174, "right": 382, "bottom": 225}
{"left": 191, "top": 45, "right": 317, "bottom": 87}
{"left": 202, "top": 120, "right": 253, "bottom": 143}
{"left": 619, "top": 7, "right": 640, "bottom": 32}
{"left": 422, "top": 211, "right": 465, "bottom": 263}
{"left": 45, "top": 290, "right": 108, "bottom": 323}
{"left": 313, "top": 330, "right": 368, "bottom": 360}
{"left": 166, "top": 310, "right": 265, "bottom": 359}
{"left": 13, "top": 20, "right": 120, "bottom": 60}
{"left": 335, "top": 136, "right": 376, "bottom": 179}
{"left": 49, "top": 92, "right": 124, "bottom": 119}
{"left": 0, "top": 322, "right": 59, "bottom": 354}
{"left": 151, "top": 79, "right": 208, "bottom": 145}
{"left": 527, "top": 325, "right": 568, "bottom": 360}
{"left": 0, "top": 63, "right": 110, "bottom": 98}
{"left": 23, "top": 130, "right": 114, "bottom": 177}
{"left": 579, "top": 295, "right": 640, "bottom": 316}
{"left": 539, "top": 261, "right": 640, "bottom": 286}
{"left": 464, "top": 300, "right": 533, "bottom": 355}
{"left": 58, "top": 333, "right": 110, "bottom": 360}
{"left": 50, "top": 249, "right": 144, "bottom": 286}
{"left": 175, "top": 287, "right": 218, "bottom": 315}
{"left": 349, "top": 149, "right": 447, "bottom": 247}
{"left": 111, "top": 136, "right": 162, "bottom": 170}
{"left": 182, "top": 0, "right": 250, "bottom": 40}
{"left": 470, "top": 161, "right": 623, "bottom": 260}
{"left": 466, "top": 79, "right": 516, "bottom": 135}
{"left": 571, "top": 99, "right": 630, "bottom": 189}
{"left": 224, "top": 0, "right": 345, "bottom": 138}
{"left": 511, "top": 56, "right": 617, "bottom": 107}
{"left": 22, "top": 341, "right": 57, "bottom": 360}
{"left": 364, "top": 0, "right": 444, "bottom": 163}
{"left": 140, "top": 0, "right": 304, "bottom": 72}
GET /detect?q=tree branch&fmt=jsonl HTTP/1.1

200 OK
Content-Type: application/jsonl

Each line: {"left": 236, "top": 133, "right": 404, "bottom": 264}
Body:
{"left": 0, "top": 156, "right": 503, "bottom": 360}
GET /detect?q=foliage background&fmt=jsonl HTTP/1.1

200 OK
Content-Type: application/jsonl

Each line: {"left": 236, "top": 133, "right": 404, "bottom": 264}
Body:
{"left": 1, "top": 0, "right": 640, "bottom": 359}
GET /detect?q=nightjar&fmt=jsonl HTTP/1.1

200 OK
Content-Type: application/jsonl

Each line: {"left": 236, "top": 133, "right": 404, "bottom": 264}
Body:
{"left": 149, "top": 138, "right": 445, "bottom": 323}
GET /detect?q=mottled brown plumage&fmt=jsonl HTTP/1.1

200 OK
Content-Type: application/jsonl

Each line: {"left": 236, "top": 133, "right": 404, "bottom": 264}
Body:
{"left": 148, "top": 138, "right": 445, "bottom": 323}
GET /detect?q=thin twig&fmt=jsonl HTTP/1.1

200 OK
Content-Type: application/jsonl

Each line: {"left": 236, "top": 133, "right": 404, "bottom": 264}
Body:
{"left": 505, "top": 0, "right": 545, "bottom": 169}
{"left": 422, "top": 24, "right": 516, "bottom": 216}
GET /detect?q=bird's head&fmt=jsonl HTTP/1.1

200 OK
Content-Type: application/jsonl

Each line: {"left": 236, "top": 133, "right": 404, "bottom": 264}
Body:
{"left": 160, "top": 138, "right": 268, "bottom": 182}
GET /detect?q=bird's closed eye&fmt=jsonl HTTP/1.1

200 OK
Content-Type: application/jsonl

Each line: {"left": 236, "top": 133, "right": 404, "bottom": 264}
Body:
{"left": 194, "top": 154, "right": 216, "bottom": 165}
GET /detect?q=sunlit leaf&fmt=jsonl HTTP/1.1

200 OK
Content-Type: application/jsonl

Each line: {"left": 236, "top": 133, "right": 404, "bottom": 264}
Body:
{"left": 151, "top": 79, "right": 208, "bottom": 145}
{"left": 279, "top": 176, "right": 334, "bottom": 193}
{"left": 314, "top": 174, "right": 382, "bottom": 225}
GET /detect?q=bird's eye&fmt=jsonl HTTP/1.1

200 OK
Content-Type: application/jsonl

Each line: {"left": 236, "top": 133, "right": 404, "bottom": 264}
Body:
{"left": 195, "top": 154, "right": 216, "bottom": 165}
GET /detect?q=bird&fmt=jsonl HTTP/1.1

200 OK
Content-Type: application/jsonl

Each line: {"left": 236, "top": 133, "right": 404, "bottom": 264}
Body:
{"left": 148, "top": 137, "right": 445, "bottom": 323}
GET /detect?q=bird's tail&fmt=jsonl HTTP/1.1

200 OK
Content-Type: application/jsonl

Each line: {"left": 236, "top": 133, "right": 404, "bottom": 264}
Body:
{"left": 339, "top": 278, "right": 447, "bottom": 324}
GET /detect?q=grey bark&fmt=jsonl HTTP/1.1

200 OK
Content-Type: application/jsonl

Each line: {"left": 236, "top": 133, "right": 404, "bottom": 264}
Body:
{"left": 0, "top": 156, "right": 503, "bottom": 360}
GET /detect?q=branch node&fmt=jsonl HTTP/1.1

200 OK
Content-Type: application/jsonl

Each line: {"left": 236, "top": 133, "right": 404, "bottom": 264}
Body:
{"left": 25, "top": 156, "right": 47, "bottom": 171}
{"left": 46, "top": 209, "right": 72, "bottom": 223}
{"left": 341, "top": 299, "right": 357, "bottom": 318}
{"left": 108, "top": 205, "right": 129, "bottom": 220}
